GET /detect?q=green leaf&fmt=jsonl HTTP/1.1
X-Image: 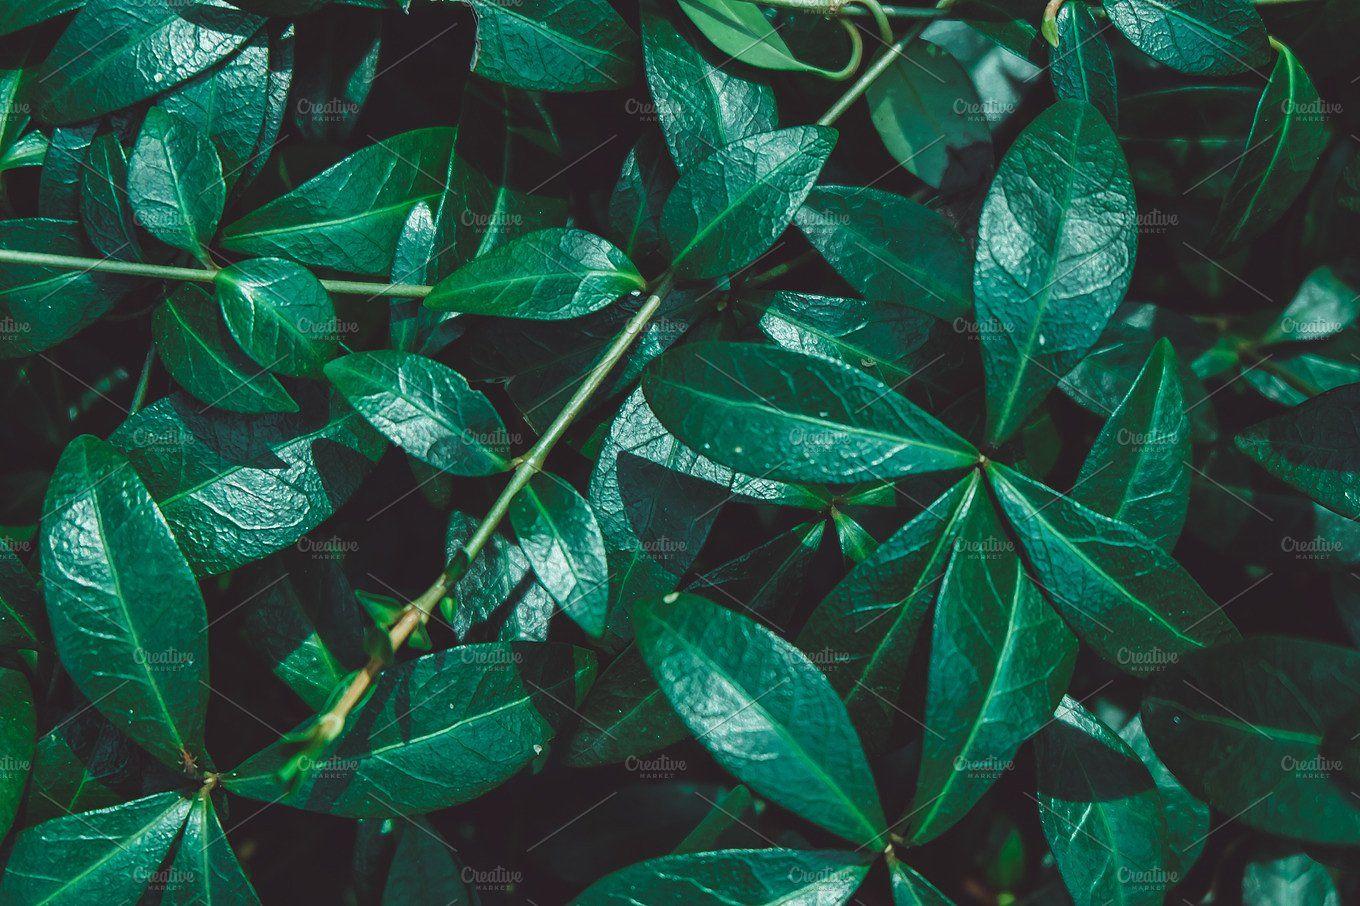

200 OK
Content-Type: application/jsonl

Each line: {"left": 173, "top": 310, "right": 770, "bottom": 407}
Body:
{"left": 642, "top": 341, "right": 978, "bottom": 485}
{"left": 673, "top": 785, "right": 754, "bottom": 855}
{"left": 425, "top": 228, "right": 644, "bottom": 320}
{"left": 1073, "top": 338, "right": 1189, "bottom": 550}
{"left": 1142, "top": 635, "right": 1360, "bottom": 845}
{"left": 216, "top": 257, "right": 338, "bottom": 378}
{"left": 27, "top": 710, "right": 156, "bottom": 826}
{"left": 224, "top": 642, "right": 596, "bottom": 817}
{"left": 1036, "top": 697, "right": 1171, "bottom": 906}
{"left": 164, "top": 795, "right": 263, "bottom": 905}
{"left": 797, "top": 475, "right": 978, "bottom": 750}
{"left": 0, "top": 0, "right": 82, "bottom": 38}
{"left": 382, "top": 819, "right": 471, "bottom": 905}
{"left": 79, "top": 133, "right": 142, "bottom": 262}
{"left": 510, "top": 471, "right": 610, "bottom": 637}
{"left": 676, "top": 0, "right": 844, "bottom": 77}
{"left": 128, "top": 107, "right": 225, "bottom": 260}
{"left": 661, "top": 126, "right": 834, "bottom": 279}
{"left": 563, "top": 644, "right": 687, "bottom": 767}
{"left": 1049, "top": 2, "right": 1118, "bottom": 125}
{"left": 642, "top": 3, "right": 777, "bottom": 172}
{"left": 976, "top": 100, "right": 1138, "bottom": 444}
{"left": 290, "top": 8, "right": 379, "bottom": 143}
{"left": 1212, "top": 40, "right": 1328, "bottom": 250}
{"left": 39, "top": 123, "right": 96, "bottom": 219}
{"left": 1261, "top": 266, "right": 1360, "bottom": 345}
{"left": 455, "top": 0, "right": 637, "bottom": 92}
{"left": 152, "top": 283, "right": 300, "bottom": 415}
{"left": 794, "top": 185, "right": 973, "bottom": 320}
{"left": 29, "top": 0, "right": 265, "bottom": 124}
{"left": 1120, "top": 714, "right": 1208, "bottom": 878}
{"left": 110, "top": 389, "right": 384, "bottom": 574}
{"left": 865, "top": 39, "right": 991, "bottom": 189}
{"left": 325, "top": 350, "right": 509, "bottom": 476}
{"left": 1242, "top": 854, "right": 1339, "bottom": 906}
{"left": 889, "top": 859, "right": 953, "bottom": 906}
{"left": 1102, "top": 0, "right": 1270, "bottom": 76}
{"left": 608, "top": 133, "right": 676, "bottom": 267}
{"left": 1236, "top": 382, "right": 1360, "bottom": 520}
{"left": 986, "top": 462, "right": 1238, "bottom": 673}
{"left": 571, "top": 848, "right": 871, "bottom": 905}
{"left": 444, "top": 510, "right": 558, "bottom": 640}
{"left": 0, "top": 792, "right": 193, "bottom": 904}
{"left": 907, "top": 491, "right": 1076, "bottom": 844}
{"left": 0, "top": 218, "right": 133, "bottom": 359}
{"left": 0, "top": 544, "right": 42, "bottom": 650}
{"left": 0, "top": 668, "right": 35, "bottom": 838}
{"left": 39, "top": 436, "right": 208, "bottom": 769}
{"left": 221, "top": 127, "right": 455, "bottom": 275}
{"left": 634, "top": 593, "right": 886, "bottom": 846}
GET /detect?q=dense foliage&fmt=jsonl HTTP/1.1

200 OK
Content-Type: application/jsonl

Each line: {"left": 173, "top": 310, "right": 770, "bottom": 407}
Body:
{"left": 0, "top": 0, "right": 1356, "bottom": 902}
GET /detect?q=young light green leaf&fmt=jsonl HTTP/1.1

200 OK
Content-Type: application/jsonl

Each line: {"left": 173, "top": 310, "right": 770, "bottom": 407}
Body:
{"left": 642, "top": 3, "right": 777, "bottom": 172}
{"left": 661, "top": 126, "right": 834, "bottom": 279}
{"left": 1236, "top": 382, "right": 1360, "bottom": 520}
{"left": 455, "top": 0, "right": 637, "bottom": 92}
{"left": 1102, "top": 0, "right": 1269, "bottom": 76}
{"left": 676, "top": 0, "right": 843, "bottom": 77}
{"left": 986, "top": 463, "right": 1238, "bottom": 673}
{"left": 1212, "top": 40, "right": 1328, "bottom": 250}
{"left": 221, "top": 127, "right": 455, "bottom": 275}
{"left": 1037, "top": 697, "right": 1171, "bottom": 906}
{"left": 1142, "top": 635, "right": 1360, "bottom": 845}
{"left": 164, "top": 795, "right": 263, "bottom": 905}
{"left": 1074, "top": 338, "right": 1189, "bottom": 549}
{"left": 325, "top": 350, "right": 510, "bottom": 476}
{"left": 797, "top": 475, "right": 979, "bottom": 750}
{"left": 1050, "top": 2, "right": 1118, "bottom": 124}
{"left": 635, "top": 593, "right": 886, "bottom": 846}
{"left": 28, "top": 0, "right": 265, "bottom": 123}
{"left": 128, "top": 108, "right": 225, "bottom": 261}
{"left": 794, "top": 185, "right": 973, "bottom": 320}
{"left": 865, "top": 39, "right": 991, "bottom": 189}
{"left": 510, "top": 471, "right": 610, "bottom": 637}
{"left": 0, "top": 668, "right": 34, "bottom": 838}
{"left": 39, "top": 436, "right": 208, "bottom": 770}
{"left": 216, "top": 257, "right": 338, "bottom": 378}
{"left": 642, "top": 341, "right": 979, "bottom": 485}
{"left": 224, "top": 643, "right": 596, "bottom": 817}
{"left": 0, "top": 792, "right": 193, "bottom": 904}
{"left": 79, "top": 133, "right": 142, "bottom": 262}
{"left": 572, "top": 848, "right": 870, "bottom": 905}
{"left": 110, "top": 389, "right": 384, "bottom": 574}
{"left": 976, "top": 100, "right": 1138, "bottom": 444}
{"left": 908, "top": 492, "right": 1077, "bottom": 844}
{"left": 425, "top": 228, "right": 645, "bottom": 320}
{"left": 152, "top": 283, "right": 300, "bottom": 415}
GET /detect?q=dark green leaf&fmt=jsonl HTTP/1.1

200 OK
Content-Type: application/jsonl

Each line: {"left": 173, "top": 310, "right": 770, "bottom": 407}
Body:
{"left": 39, "top": 436, "right": 208, "bottom": 769}
{"left": 1120, "top": 714, "right": 1207, "bottom": 878}
{"left": 608, "top": 133, "right": 676, "bottom": 267}
{"left": 291, "top": 8, "right": 380, "bottom": 143}
{"left": 986, "top": 462, "right": 1238, "bottom": 673}
{"left": 661, "top": 126, "right": 834, "bottom": 279}
{"left": 1242, "top": 854, "right": 1339, "bottom": 906}
{"left": 643, "top": 341, "right": 978, "bottom": 485}
{"left": 1103, "top": 0, "right": 1270, "bottom": 76}
{"left": 382, "top": 819, "right": 471, "bottom": 905}
{"left": 221, "top": 127, "right": 455, "bottom": 275}
{"left": 225, "top": 643, "right": 596, "bottom": 816}
{"left": 29, "top": 0, "right": 265, "bottom": 124}
{"left": 79, "top": 133, "right": 142, "bottom": 262}
{"left": 1142, "top": 635, "right": 1360, "bottom": 845}
{"left": 1074, "top": 338, "right": 1189, "bottom": 549}
{"left": 676, "top": 0, "right": 843, "bottom": 76}
{"left": 26, "top": 709, "right": 158, "bottom": 825}
{"left": 889, "top": 859, "right": 953, "bottom": 906}
{"left": 1036, "top": 697, "right": 1171, "bottom": 906}
{"left": 1260, "top": 266, "right": 1360, "bottom": 345}
{"left": 510, "top": 471, "right": 610, "bottom": 637}
{"left": 1050, "top": 2, "right": 1118, "bottom": 124}
{"left": 0, "top": 544, "right": 42, "bottom": 650}
{"left": 0, "top": 0, "right": 82, "bottom": 38}
{"left": 326, "top": 350, "right": 509, "bottom": 476}
{"left": 216, "top": 257, "right": 338, "bottom": 378}
{"left": 456, "top": 0, "right": 637, "bottom": 92}
{"left": 426, "top": 228, "right": 644, "bottom": 320}
{"left": 563, "top": 644, "right": 686, "bottom": 767}
{"left": 571, "top": 848, "right": 870, "bottom": 905}
{"left": 0, "top": 668, "right": 34, "bottom": 838}
{"left": 976, "top": 100, "right": 1138, "bottom": 444}
{"left": 128, "top": 107, "right": 225, "bottom": 260}
{"left": 794, "top": 185, "right": 973, "bottom": 321}
{"left": 164, "top": 795, "right": 263, "bottom": 904}
{"left": 635, "top": 593, "right": 886, "bottom": 846}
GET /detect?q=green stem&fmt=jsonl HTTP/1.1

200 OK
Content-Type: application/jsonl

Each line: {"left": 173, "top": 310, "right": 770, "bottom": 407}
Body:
{"left": 0, "top": 248, "right": 434, "bottom": 298}
{"left": 129, "top": 346, "right": 155, "bottom": 414}
{"left": 817, "top": 0, "right": 949, "bottom": 127}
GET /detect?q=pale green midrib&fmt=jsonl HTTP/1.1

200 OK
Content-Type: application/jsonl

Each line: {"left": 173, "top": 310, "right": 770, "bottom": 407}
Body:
{"left": 36, "top": 797, "right": 189, "bottom": 906}
{"left": 1071, "top": 742, "right": 1136, "bottom": 905}
{"left": 438, "top": 267, "right": 644, "bottom": 302}
{"left": 665, "top": 380, "right": 975, "bottom": 462}
{"left": 996, "top": 471, "right": 1210, "bottom": 644}
{"left": 84, "top": 456, "right": 190, "bottom": 760}
{"left": 225, "top": 280, "right": 329, "bottom": 357}
{"left": 224, "top": 191, "right": 442, "bottom": 244}
{"left": 1149, "top": 697, "right": 1323, "bottom": 746}
{"left": 807, "top": 212, "right": 967, "bottom": 309}
{"left": 160, "top": 132, "right": 204, "bottom": 254}
{"left": 762, "top": 307, "right": 919, "bottom": 386}
{"left": 471, "top": 0, "right": 628, "bottom": 67}
{"left": 163, "top": 296, "right": 287, "bottom": 402}
{"left": 1141, "top": 0, "right": 1255, "bottom": 51}
{"left": 844, "top": 477, "right": 976, "bottom": 712}
{"left": 653, "top": 610, "right": 884, "bottom": 842}
{"left": 912, "top": 532, "right": 1028, "bottom": 837}
{"left": 1226, "top": 53, "right": 1301, "bottom": 240}
{"left": 520, "top": 483, "right": 594, "bottom": 611}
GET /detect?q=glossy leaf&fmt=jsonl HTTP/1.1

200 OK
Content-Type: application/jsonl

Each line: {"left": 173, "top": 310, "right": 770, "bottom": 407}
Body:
{"left": 459, "top": 0, "right": 637, "bottom": 92}
{"left": 661, "top": 126, "right": 834, "bottom": 279}
{"left": 79, "top": 133, "right": 142, "bottom": 262}
{"left": 976, "top": 100, "right": 1138, "bottom": 444}
{"left": 164, "top": 795, "right": 263, "bottom": 905}
{"left": 0, "top": 544, "right": 42, "bottom": 650}
{"left": 1242, "top": 854, "right": 1339, "bottom": 906}
{"left": 1050, "top": 2, "right": 1117, "bottom": 124}
{"left": 128, "top": 107, "right": 225, "bottom": 260}
{"left": 1103, "top": 0, "right": 1270, "bottom": 76}
{"left": 1120, "top": 714, "right": 1208, "bottom": 878}
{"left": 510, "top": 471, "right": 610, "bottom": 637}
{"left": 676, "top": 0, "right": 842, "bottom": 76}
{"left": 39, "top": 436, "right": 208, "bottom": 769}
{"left": 563, "top": 644, "right": 686, "bottom": 767}
{"left": 216, "top": 257, "right": 338, "bottom": 377}
{"left": 643, "top": 341, "right": 979, "bottom": 485}
{"left": 635, "top": 593, "right": 887, "bottom": 846}
{"left": 889, "top": 860, "right": 953, "bottom": 906}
